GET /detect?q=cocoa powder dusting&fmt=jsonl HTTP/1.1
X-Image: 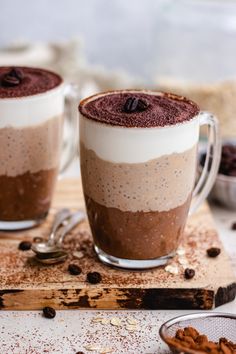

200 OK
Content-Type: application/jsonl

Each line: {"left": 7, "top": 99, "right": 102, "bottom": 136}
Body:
{"left": 79, "top": 90, "right": 199, "bottom": 128}
{"left": 0, "top": 66, "right": 62, "bottom": 98}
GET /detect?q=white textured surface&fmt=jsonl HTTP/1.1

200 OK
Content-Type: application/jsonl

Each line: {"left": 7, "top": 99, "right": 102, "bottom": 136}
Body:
{"left": 80, "top": 114, "right": 199, "bottom": 163}
{"left": 0, "top": 301, "right": 235, "bottom": 353}
{"left": 0, "top": 84, "right": 64, "bottom": 128}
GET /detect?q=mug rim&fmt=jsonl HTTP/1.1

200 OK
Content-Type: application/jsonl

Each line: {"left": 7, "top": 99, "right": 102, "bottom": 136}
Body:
{"left": 0, "top": 66, "right": 64, "bottom": 102}
{"left": 79, "top": 89, "right": 200, "bottom": 130}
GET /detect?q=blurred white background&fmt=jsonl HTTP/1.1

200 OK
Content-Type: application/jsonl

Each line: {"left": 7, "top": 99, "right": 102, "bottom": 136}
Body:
{"left": 0, "top": 0, "right": 167, "bottom": 82}
{"left": 1, "top": 0, "right": 236, "bottom": 138}
{"left": 1, "top": 0, "right": 236, "bottom": 84}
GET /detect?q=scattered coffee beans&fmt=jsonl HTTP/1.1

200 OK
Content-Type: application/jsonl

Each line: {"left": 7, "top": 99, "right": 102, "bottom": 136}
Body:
{"left": 18, "top": 241, "right": 32, "bottom": 251}
{"left": 184, "top": 268, "right": 195, "bottom": 279}
{"left": 43, "top": 306, "right": 56, "bottom": 319}
{"left": 231, "top": 222, "right": 236, "bottom": 230}
{"left": 207, "top": 247, "right": 221, "bottom": 258}
{"left": 87, "top": 272, "right": 102, "bottom": 284}
{"left": 201, "top": 144, "right": 236, "bottom": 177}
{"left": 68, "top": 264, "right": 82, "bottom": 275}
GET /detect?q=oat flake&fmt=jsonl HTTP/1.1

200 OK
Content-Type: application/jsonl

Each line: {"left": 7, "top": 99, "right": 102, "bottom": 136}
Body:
{"left": 110, "top": 317, "right": 122, "bottom": 326}
{"left": 165, "top": 264, "right": 179, "bottom": 275}
{"left": 84, "top": 344, "right": 101, "bottom": 351}
{"left": 176, "top": 248, "right": 186, "bottom": 256}
{"left": 126, "top": 324, "right": 139, "bottom": 332}
{"left": 127, "top": 317, "right": 139, "bottom": 325}
{"left": 73, "top": 251, "right": 84, "bottom": 259}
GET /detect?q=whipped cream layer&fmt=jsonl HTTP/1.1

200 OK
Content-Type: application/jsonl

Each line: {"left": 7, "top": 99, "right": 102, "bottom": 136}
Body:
{"left": 0, "top": 85, "right": 64, "bottom": 128}
{"left": 80, "top": 114, "right": 199, "bottom": 163}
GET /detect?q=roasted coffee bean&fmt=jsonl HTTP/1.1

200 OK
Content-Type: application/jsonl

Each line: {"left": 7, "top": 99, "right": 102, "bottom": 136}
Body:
{"left": 231, "top": 222, "right": 236, "bottom": 230}
{"left": 18, "top": 241, "right": 32, "bottom": 251}
{"left": 68, "top": 264, "right": 82, "bottom": 275}
{"left": 124, "top": 97, "right": 149, "bottom": 113}
{"left": 87, "top": 271, "right": 102, "bottom": 284}
{"left": 137, "top": 98, "right": 149, "bottom": 111}
{"left": 76, "top": 352, "right": 85, "bottom": 354}
{"left": 2, "top": 74, "right": 20, "bottom": 87}
{"left": 2, "top": 67, "right": 24, "bottom": 87}
{"left": 207, "top": 247, "right": 221, "bottom": 257}
{"left": 124, "top": 97, "right": 139, "bottom": 113}
{"left": 228, "top": 170, "right": 236, "bottom": 177}
{"left": 11, "top": 67, "right": 24, "bottom": 80}
{"left": 184, "top": 268, "right": 195, "bottom": 279}
{"left": 200, "top": 144, "right": 236, "bottom": 177}
{"left": 43, "top": 306, "right": 56, "bottom": 319}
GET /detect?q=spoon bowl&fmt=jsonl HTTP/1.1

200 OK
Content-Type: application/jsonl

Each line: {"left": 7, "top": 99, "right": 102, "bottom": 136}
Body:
{"left": 35, "top": 250, "right": 68, "bottom": 264}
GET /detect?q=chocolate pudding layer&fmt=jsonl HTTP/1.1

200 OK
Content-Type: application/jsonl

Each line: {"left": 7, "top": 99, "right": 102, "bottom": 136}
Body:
{"left": 79, "top": 90, "right": 199, "bottom": 127}
{"left": 0, "top": 169, "right": 58, "bottom": 221}
{"left": 0, "top": 115, "right": 62, "bottom": 221}
{"left": 85, "top": 195, "right": 191, "bottom": 259}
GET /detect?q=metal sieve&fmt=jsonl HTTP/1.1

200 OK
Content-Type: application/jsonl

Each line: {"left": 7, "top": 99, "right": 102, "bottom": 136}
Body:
{"left": 159, "top": 312, "right": 236, "bottom": 353}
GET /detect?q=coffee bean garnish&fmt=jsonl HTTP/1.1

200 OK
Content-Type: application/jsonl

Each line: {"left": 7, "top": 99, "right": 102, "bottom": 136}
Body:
{"left": 18, "top": 241, "right": 32, "bottom": 251}
{"left": 11, "top": 68, "right": 24, "bottom": 80}
{"left": 68, "top": 264, "right": 82, "bottom": 275}
{"left": 2, "top": 75, "right": 20, "bottom": 87}
{"left": 87, "top": 271, "right": 102, "bottom": 284}
{"left": 2, "top": 67, "right": 24, "bottom": 87}
{"left": 137, "top": 98, "right": 149, "bottom": 111}
{"left": 184, "top": 268, "right": 195, "bottom": 279}
{"left": 43, "top": 306, "right": 56, "bottom": 319}
{"left": 231, "top": 222, "right": 236, "bottom": 230}
{"left": 207, "top": 247, "right": 221, "bottom": 258}
{"left": 124, "top": 97, "right": 139, "bottom": 113}
{"left": 76, "top": 352, "right": 85, "bottom": 354}
{"left": 124, "top": 97, "right": 149, "bottom": 113}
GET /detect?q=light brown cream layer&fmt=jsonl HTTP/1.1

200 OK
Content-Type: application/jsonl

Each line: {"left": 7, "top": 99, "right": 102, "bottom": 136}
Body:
{"left": 0, "top": 115, "right": 63, "bottom": 177}
{"left": 80, "top": 143, "right": 197, "bottom": 212}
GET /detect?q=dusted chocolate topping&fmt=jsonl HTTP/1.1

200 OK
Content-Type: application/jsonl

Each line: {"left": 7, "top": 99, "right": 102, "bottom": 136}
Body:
{"left": 79, "top": 90, "right": 200, "bottom": 128}
{"left": 0, "top": 66, "right": 62, "bottom": 98}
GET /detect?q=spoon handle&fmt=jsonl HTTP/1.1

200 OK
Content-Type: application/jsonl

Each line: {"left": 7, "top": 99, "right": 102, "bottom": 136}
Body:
{"left": 57, "top": 211, "right": 86, "bottom": 246}
{"left": 48, "top": 208, "right": 71, "bottom": 245}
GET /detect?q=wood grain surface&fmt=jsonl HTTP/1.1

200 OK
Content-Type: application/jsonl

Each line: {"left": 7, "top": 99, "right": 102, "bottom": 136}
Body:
{"left": 0, "top": 179, "right": 235, "bottom": 310}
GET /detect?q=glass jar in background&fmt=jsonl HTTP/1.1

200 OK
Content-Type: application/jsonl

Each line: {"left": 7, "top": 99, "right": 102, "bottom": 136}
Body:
{"left": 153, "top": 0, "right": 236, "bottom": 138}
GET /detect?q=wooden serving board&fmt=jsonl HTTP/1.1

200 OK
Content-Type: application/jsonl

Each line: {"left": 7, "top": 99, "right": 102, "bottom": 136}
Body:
{"left": 0, "top": 179, "right": 235, "bottom": 310}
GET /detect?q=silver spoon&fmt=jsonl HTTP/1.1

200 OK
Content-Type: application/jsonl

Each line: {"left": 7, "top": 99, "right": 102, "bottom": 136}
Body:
{"left": 31, "top": 208, "right": 72, "bottom": 255}
{"left": 34, "top": 211, "right": 86, "bottom": 264}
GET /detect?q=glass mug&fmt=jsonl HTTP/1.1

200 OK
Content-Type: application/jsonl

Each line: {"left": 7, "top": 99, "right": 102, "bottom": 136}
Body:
{"left": 79, "top": 90, "right": 221, "bottom": 269}
{"left": 0, "top": 67, "right": 78, "bottom": 230}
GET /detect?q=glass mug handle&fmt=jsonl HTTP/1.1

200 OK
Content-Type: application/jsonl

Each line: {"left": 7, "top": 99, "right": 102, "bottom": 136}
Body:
{"left": 189, "top": 111, "right": 221, "bottom": 215}
{"left": 59, "top": 83, "right": 80, "bottom": 175}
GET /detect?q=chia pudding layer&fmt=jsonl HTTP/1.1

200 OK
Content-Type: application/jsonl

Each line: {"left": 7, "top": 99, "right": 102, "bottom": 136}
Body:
{"left": 0, "top": 116, "right": 62, "bottom": 221}
{"left": 79, "top": 90, "right": 200, "bottom": 260}
{"left": 0, "top": 67, "right": 64, "bottom": 222}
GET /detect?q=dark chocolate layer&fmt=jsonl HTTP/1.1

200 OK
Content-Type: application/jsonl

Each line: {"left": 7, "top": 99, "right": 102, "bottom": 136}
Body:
{"left": 85, "top": 194, "right": 191, "bottom": 260}
{"left": 0, "top": 169, "right": 58, "bottom": 221}
{"left": 79, "top": 90, "right": 199, "bottom": 128}
{"left": 0, "top": 67, "right": 62, "bottom": 98}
